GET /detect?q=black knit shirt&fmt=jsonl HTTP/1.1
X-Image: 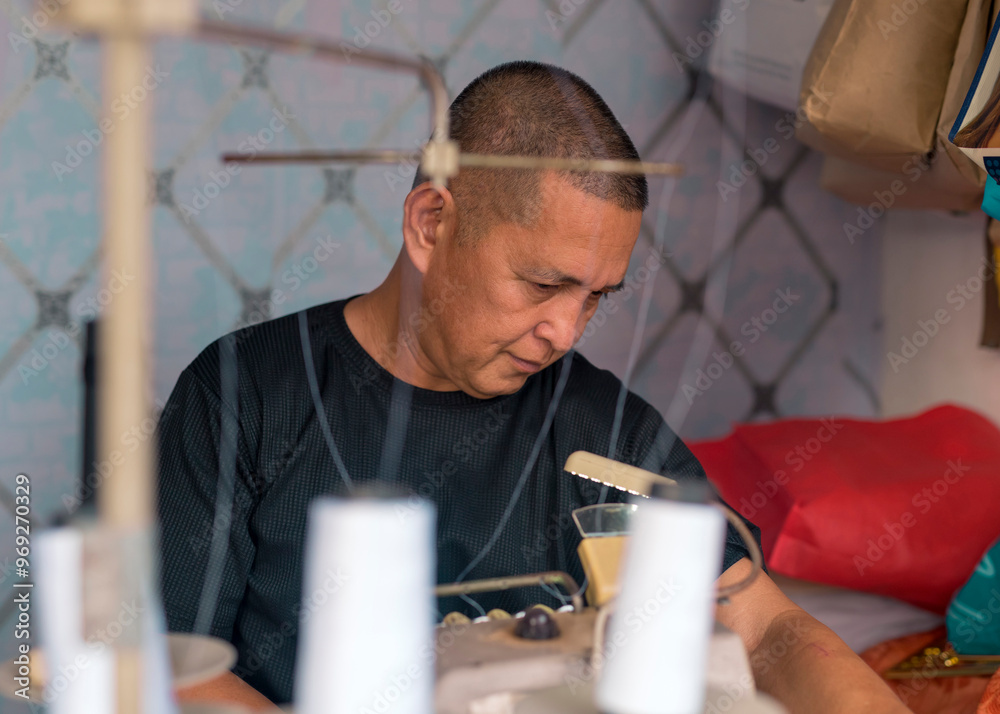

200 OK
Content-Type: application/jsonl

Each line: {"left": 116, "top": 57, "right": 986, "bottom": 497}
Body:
{"left": 156, "top": 297, "right": 761, "bottom": 704}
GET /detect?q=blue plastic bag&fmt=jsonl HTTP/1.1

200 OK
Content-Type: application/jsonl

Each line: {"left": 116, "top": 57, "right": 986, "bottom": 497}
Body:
{"left": 947, "top": 536, "right": 1000, "bottom": 655}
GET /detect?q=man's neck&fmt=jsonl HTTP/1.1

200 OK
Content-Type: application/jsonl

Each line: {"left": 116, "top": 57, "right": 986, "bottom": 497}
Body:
{"left": 343, "top": 260, "right": 455, "bottom": 391}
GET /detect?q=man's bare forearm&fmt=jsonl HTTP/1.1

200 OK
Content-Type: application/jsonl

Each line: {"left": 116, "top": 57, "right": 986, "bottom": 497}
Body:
{"left": 176, "top": 670, "right": 278, "bottom": 711}
{"left": 751, "top": 609, "right": 911, "bottom": 714}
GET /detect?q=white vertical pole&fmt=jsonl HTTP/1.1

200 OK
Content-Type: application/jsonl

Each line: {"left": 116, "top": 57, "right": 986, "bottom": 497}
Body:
{"left": 98, "top": 14, "right": 153, "bottom": 714}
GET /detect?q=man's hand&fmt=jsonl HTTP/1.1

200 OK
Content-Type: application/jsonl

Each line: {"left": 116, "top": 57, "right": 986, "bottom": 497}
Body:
{"left": 715, "top": 558, "right": 912, "bottom": 714}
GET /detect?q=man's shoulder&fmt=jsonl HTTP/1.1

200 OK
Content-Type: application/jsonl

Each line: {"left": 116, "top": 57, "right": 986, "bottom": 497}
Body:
{"left": 561, "top": 350, "right": 658, "bottom": 418}
{"left": 558, "top": 352, "right": 703, "bottom": 477}
{"left": 545, "top": 351, "right": 667, "bottom": 461}
{"left": 180, "top": 299, "right": 348, "bottom": 390}
{"left": 228, "top": 298, "right": 346, "bottom": 357}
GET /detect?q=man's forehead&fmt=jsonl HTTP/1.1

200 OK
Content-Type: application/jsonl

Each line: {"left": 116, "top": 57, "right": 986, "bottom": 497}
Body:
{"left": 507, "top": 219, "right": 637, "bottom": 290}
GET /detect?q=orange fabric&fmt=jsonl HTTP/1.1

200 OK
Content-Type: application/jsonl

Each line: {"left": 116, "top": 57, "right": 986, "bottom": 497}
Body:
{"left": 978, "top": 671, "right": 1000, "bottom": 714}
{"left": 859, "top": 627, "right": 991, "bottom": 714}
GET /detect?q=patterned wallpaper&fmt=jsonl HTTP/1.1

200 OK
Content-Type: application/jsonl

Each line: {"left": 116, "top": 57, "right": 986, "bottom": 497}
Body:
{"left": 0, "top": 0, "right": 882, "bottom": 682}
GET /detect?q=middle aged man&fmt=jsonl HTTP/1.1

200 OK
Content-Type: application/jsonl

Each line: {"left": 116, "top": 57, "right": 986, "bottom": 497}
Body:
{"left": 158, "top": 61, "right": 911, "bottom": 712}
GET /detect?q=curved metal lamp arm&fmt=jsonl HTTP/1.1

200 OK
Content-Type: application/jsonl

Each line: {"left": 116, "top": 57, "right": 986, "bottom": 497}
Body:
{"left": 714, "top": 502, "right": 764, "bottom": 603}
{"left": 191, "top": 20, "right": 456, "bottom": 185}
{"left": 194, "top": 19, "right": 450, "bottom": 146}
{"left": 194, "top": 22, "right": 682, "bottom": 181}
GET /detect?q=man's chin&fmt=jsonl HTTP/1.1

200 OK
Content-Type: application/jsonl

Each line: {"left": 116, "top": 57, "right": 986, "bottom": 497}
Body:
{"left": 463, "top": 372, "right": 530, "bottom": 400}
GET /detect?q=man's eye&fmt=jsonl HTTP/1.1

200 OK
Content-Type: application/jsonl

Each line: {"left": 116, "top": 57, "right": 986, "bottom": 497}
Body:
{"left": 533, "top": 283, "right": 558, "bottom": 292}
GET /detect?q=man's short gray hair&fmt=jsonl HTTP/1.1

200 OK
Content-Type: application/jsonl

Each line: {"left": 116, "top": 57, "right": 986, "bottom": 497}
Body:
{"left": 412, "top": 60, "right": 649, "bottom": 244}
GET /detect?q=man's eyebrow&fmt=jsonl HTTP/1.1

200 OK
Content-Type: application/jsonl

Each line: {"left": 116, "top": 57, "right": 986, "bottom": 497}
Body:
{"left": 525, "top": 267, "right": 583, "bottom": 286}
{"left": 525, "top": 267, "right": 626, "bottom": 292}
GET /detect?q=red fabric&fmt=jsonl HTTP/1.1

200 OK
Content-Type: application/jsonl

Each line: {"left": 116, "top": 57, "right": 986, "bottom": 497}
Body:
{"left": 689, "top": 405, "right": 1000, "bottom": 613}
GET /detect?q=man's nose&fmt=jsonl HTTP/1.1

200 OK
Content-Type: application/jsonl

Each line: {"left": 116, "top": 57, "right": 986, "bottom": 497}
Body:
{"left": 536, "top": 297, "right": 586, "bottom": 353}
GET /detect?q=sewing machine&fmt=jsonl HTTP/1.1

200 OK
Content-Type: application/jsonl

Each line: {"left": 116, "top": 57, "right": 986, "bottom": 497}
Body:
{"left": 434, "top": 607, "right": 771, "bottom": 714}
{"left": 429, "top": 452, "right": 783, "bottom": 714}
{"left": 5, "top": 449, "right": 783, "bottom": 713}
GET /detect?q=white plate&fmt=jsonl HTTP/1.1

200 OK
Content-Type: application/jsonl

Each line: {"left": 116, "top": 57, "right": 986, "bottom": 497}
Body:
{"left": 0, "top": 633, "right": 238, "bottom": 703}
{"left": 168, "top": 632, "right": 239, "bottom": 689}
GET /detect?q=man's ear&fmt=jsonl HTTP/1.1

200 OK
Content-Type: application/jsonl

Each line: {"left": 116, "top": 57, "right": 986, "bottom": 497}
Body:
{"left": 402, "top": 181, "right": 458, "bottom": 275}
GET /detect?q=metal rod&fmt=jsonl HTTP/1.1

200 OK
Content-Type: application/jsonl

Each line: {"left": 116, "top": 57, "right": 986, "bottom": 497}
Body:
{"left": 220, "top": 149, "right": 421, "bottom": 165}
{"left": 458, "top": 153, "right": 682, "bottom": 176}
{"left": 435, "top": 571, "right": 585, "bottom": 613}
{"left": 219, "top": 148, "right": 684, "bottom": 176}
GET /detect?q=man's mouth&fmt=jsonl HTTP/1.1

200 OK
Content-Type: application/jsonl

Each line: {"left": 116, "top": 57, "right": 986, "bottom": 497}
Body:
{"left": 509, "top": 354, "right": 543, "bottom": 374}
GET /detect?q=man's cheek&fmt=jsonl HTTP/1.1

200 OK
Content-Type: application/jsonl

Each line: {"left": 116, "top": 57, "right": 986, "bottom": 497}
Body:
{"left": 578, "top": 305, "right": 599, "bottom": 331}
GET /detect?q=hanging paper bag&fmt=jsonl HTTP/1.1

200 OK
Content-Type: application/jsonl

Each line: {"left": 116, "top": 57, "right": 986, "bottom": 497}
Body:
{"left": 799, "top": 0, "right": 969, "bottom": 172}
{"left": 818, "top": 0, "right": 992, "bottom": 213}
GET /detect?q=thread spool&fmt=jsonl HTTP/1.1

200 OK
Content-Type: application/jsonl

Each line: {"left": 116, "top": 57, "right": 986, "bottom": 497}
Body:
{"left": 35, "top": 527, "right": 115, "bottom": 714}
{"left": 295, "top": 496, "right": 436, "bottom": 714}
{"left": 595, "top": 482, "right": 726, "bottom": 714}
